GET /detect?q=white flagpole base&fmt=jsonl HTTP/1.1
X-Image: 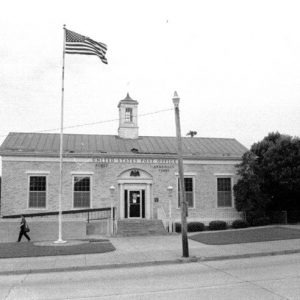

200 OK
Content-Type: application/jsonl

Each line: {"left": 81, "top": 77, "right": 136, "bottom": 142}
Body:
{"left": 54, "top": 239, "right": 67, "bottom": 244}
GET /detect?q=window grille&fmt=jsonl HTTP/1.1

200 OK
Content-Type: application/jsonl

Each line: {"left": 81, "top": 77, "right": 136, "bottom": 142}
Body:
{"left": 178, "top": 177, "right": 194, "bottom": 207}
{"left": 217, "top": 178, "right": 232, "bottom": 207}
{"left": 74, "top": 176, "right": 91, "bottom": 208}
{"left": 29, "top": 176, "right": 46, "bottom": 208}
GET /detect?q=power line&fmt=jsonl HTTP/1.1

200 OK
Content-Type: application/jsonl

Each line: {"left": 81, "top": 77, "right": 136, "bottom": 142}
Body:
{"left": 0, "top": 107, "right": 173, "bottom": 139}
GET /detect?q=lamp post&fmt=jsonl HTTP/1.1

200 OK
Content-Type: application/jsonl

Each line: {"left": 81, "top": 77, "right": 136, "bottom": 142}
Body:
{"left": 172, "top": 91, "right": 189, "bottom": 257}
{"left": 109, "top": 185, "right": 116, "bottom": 236}
{"left": 167, "top": 185, "right": 173, "bottom": 233}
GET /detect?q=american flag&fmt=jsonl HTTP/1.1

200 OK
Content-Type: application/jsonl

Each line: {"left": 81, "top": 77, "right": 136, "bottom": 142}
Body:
{"left": 65, "top": 29, "right": 108, "bottom": 64}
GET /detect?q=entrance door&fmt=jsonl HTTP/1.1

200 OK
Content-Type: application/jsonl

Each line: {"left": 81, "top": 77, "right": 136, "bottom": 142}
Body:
{"left": 124, "top": 189, "right": 145, "bottom": 218}
{"left": 129, "top": 190, "right": 141, "bottom": 218}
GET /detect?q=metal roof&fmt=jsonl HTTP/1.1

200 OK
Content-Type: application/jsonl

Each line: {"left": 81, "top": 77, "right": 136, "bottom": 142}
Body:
{"left": 0, "top": 132, "right": 248, "bottom": 160}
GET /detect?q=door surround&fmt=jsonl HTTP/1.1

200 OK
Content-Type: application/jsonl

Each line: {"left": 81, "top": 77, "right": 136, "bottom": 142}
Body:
{"left": 117, "top": 168, "right": 153, "bottom": 219}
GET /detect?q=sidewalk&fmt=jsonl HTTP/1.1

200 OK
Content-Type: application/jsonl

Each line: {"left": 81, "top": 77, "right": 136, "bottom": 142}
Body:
{"left": 1, "top": 225, "right": 300, "bottom": 275}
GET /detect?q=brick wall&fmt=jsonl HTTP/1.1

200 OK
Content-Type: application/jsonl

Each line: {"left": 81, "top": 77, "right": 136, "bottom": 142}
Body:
{"left": 1, "top": 158, "right": 242, "bottom": 222}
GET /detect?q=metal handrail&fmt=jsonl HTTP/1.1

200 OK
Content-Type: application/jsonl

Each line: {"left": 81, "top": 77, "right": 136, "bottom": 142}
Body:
{"left": 2, "top": 207, "right": 115, "bottom": 223}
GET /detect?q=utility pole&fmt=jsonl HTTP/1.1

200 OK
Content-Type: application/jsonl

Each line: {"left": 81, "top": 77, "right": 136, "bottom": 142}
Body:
{"left": 172, "top": 91, "right": 189, "bottom": 257}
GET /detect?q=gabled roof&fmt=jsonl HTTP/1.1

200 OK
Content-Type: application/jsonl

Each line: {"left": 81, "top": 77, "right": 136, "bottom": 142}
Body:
{"left": 0, "top": 132, "right": 248, "bottom": 160}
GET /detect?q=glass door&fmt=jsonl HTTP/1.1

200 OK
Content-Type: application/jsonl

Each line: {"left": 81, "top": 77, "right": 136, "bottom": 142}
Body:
{"left": 124, "top": 189, "right": 145, "bottom": 219}
{"left": 129, "top": 190, "right": 141, "bottom": 218}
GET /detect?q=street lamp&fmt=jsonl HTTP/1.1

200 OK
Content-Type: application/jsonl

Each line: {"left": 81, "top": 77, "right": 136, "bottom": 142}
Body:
{"left": 167, "top": 185, "right": 173, "bottom": 233}
{"left": 109, "top": 185, "right": 116, "bottom": 236}
{"left": 172, "top": 91, "right": 189, "bottom": 258}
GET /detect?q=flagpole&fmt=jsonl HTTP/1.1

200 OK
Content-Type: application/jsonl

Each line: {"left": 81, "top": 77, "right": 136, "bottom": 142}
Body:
{"left": 55, "top": 24, "right": 67, "bottom": 244}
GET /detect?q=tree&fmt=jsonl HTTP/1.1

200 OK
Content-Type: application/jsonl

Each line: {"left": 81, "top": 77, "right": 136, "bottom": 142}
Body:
{"left": 234, "top": 132, "right": 300, "bottom": 223}
{"left": 234, "top": 151, "right": 270, "bottom": 222}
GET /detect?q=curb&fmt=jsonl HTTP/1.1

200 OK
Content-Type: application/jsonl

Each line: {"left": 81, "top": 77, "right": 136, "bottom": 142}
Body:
{"left": 2, "top": 248, "right": 300, "bottom": 276}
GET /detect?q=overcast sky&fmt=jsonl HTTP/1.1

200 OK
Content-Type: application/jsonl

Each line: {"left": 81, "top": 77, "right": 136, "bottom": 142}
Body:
{"left": 1, "top": 0, "right": 300, "bottom": 153}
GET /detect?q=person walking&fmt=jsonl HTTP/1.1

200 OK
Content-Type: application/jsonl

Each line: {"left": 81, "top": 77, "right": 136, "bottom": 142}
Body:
{"left": 17, "top": 215, "right": 31, "bottom": 242}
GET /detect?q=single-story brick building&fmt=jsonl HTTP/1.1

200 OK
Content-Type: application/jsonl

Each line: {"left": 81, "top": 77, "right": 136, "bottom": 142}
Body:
{"left": 0, "top": 94, "right": 247, "bottom": 227}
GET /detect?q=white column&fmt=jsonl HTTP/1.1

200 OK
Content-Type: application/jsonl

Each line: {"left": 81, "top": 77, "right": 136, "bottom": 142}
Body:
{"left": 109, "top": 186, "right": 115, "bottom": 236}
{"left": 167, "top": 186, "right": 173, "bottom": 232}
{"left": 146, "top": 184, "right": 151, "bottom": 219}
{"left": 119, "top": 184, "right": 124, "bottom": 219}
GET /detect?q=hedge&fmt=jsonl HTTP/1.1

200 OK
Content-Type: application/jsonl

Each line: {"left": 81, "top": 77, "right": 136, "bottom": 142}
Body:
{"left": 251, "top": 217, "right": 270, "bottom": 227}
{"left": 231, "top": 219, "right": 249, "bottom": 229}
{"left": 187, "top": 222, "right": 205, "bottom": 232}
{"left": 208, "top": 220, "right": 227, "bottom": 231}
{"left": 175, "top": 221, "right": 205, "bottom": 233}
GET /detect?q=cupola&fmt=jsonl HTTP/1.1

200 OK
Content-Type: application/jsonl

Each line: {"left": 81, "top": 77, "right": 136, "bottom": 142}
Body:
{"left": 118, "top": 93, "right": 139, "bottom": 139}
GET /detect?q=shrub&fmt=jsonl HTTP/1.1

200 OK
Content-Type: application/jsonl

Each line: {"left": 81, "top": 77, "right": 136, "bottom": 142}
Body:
{"left": 231, "top": 219, "right": 249, "bottom": 229}
{"left": 175, "top": 222, "right": 205, "bottom": 232}
{"left": 187, "top": 222, "right": 205, "bottom": 232}
{"left": 175, "top": 222, "right": 181, "bottom": 233}
{"left": 251, "top": 217, "right": 270, "bottom": 227}
{"left": 269, "top": 211, "right": 287, "bottom": 224}
{"left": 208, "top": 220, "right": 227, "bottom": 231}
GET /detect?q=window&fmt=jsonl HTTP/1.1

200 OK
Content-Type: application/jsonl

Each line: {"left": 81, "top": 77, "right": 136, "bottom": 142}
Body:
{"left": 217, "top": 178, "right": 232, "bottom": 207}
{"left": 125, "top": 108, "right": 133, "bottom": 122}
{"left": 73, "top": 176, "right": 91, "bottom": 208}
{"left": 178, "top": 177, "right": 194, "bottom": 208}
{"left": 29, "top": 176, "right": 47, "bottom": 208}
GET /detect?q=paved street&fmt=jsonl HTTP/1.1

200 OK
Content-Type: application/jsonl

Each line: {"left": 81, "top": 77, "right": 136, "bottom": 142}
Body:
{"left": 2, "top": 253, "right": 300, "bottom": 299}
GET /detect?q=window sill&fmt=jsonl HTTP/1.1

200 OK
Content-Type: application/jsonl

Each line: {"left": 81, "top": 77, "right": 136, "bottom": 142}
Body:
{"left": 176, "top": 207, "right": 196, "bottom": 210}
{"left": 72, "top": 207, "right": 92, "bottom": 210}
{"left": 216, "top": 207, "right": 235, "bottom": 209}
{"left": 27, "top": 207, "right": 47, "bottom": 210}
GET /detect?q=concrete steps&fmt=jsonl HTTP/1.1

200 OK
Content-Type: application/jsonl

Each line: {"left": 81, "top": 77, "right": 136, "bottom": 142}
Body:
{"left": 116, "top": 219, "right": 167, "bottom": 236}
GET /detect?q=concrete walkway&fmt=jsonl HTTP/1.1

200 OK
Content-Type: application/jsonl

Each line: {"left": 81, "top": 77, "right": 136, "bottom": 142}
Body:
{"left": 1, "top": 225, "right": 300, "bottom": 275}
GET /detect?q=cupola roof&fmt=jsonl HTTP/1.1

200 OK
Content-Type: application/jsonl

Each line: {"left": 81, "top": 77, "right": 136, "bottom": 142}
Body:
{"left": 118, "top": 93, "right": 138, "bottom": 107}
